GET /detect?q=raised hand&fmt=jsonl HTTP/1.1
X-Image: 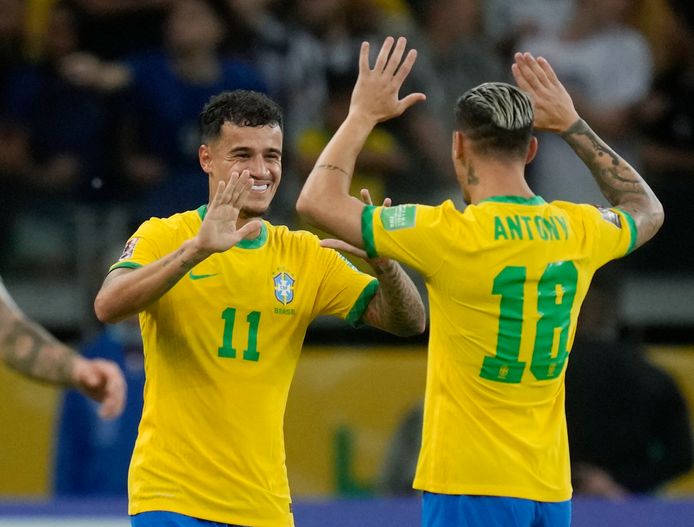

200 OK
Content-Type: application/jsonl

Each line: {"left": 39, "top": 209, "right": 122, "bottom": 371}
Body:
{"left": 195, "top": 170, "right": 262, "bottom": 255}
{"left": 320, "top": 188, "right": 391, "bottom": 265}
{"left": 511, "top": 52, "right": 580, "bottom": 133}
{"left": 349, "top": 36, "right": 426, "bottom": 126}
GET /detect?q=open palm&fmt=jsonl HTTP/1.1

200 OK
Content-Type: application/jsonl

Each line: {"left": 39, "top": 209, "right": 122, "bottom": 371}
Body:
{"left": 197, "top": 170, "right": 261, "bottom": 254}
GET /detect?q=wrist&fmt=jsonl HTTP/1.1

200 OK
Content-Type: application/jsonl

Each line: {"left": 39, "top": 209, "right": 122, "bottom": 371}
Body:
{"left": 559, "top": 115, "right": 583, "bottom": 136}
{"left": 185, "top": 237, "right": 214, "bottom": 263}
{"left": 346, "top": 110, "right": 378, "bottom": 131}
{"left": 70, "top": 354, "right": 89, "bottom": 388}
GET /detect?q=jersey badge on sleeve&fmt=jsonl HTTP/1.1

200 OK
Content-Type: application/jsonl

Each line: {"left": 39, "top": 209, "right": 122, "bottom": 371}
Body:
{"left": 273, "top": 272, "right": 295, "bottom": 305}
{"left": 381, "top": 204, "right": 416, "bottom": 231}
{"left": 119, "top": 237, "right": 139, "bottom": 260}
{"left": 596, "top": 206, "right": 622, "bottom": 228}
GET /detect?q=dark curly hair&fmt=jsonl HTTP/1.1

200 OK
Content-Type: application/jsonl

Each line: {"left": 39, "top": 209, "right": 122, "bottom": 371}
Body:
{"left": 199, "top": 90, "right": 283, "bottom": 142}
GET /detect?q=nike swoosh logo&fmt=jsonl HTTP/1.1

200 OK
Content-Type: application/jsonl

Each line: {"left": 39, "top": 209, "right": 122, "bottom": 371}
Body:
{"left": 188, "top": 271, "right": 219, "bottom": 281}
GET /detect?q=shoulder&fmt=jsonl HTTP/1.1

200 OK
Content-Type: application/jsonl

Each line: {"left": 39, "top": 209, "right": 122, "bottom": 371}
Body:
{"left": 270, "top": 224, "right": 323, "bottom": 249}
{"left": 135, "top": 208, "right": 201, "bottom": 238}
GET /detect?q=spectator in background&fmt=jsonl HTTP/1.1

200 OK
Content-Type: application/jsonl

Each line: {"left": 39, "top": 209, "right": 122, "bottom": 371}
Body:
{"left": 0, "top": 0, "right": 28, "bottom": 269}
{"left": 483, "top": 0, "right": 574, "bottom": 54}
{"left": 631, "top": 0, "right": 694, "bottom": 272}
{"left": 566, "top": 271, "right": 694, "bottom": 497}
{"left": 0, "top": 1, "right": 122, "bottom": 277}
{"left": 518, "top": 0, "right": 653, "bottom": 206}
{"left": 408, "top": 0, "right": 507, "bottom": 206}
{"left": 54, "top": 316, "right": 145, "bottom": 497}
{"left": 62, "top": 0, "right": 267, "bottom": 220}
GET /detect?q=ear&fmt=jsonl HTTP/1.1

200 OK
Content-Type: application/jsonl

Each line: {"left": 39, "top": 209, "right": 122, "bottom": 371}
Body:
{"left": 451, "top": 130, "right": 467, "bottom": 162}
{"left": 525, "top": 136, "right": 538, "bottom": 165}
{"left": 199, "top": 144, "right": 212, "bottom": 174}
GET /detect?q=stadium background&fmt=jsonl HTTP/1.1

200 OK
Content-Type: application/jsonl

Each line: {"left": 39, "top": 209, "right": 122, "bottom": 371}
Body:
{"left": 2, "top": 0, "right": 694, "bottom": 525}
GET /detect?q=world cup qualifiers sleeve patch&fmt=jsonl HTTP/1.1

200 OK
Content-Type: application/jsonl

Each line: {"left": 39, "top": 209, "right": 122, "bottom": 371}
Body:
{"left": 119, "top": 237, "right": 140, "bottom": 260}
{"left": 595, "top": 206, "right": 622, "bottom": 228}
{"left": 380, "top": 204, "right": 417, "bottom": 231}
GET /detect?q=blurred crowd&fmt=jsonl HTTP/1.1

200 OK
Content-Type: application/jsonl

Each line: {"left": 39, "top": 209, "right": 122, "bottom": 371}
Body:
{"left": 1, "top": 0, "right": 693, "bottom": 289}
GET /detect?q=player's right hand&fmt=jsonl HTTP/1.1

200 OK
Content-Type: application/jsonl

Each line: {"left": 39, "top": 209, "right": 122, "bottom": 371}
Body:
{"left": 511, "top": 52, "right": 580, "bottom": 134}
{"left": 195, "top": 170, "right": 262, "bottom": 255}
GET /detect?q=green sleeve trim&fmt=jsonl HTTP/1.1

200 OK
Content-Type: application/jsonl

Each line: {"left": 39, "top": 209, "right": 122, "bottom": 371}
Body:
{"left": 109, "top": 261, "right": 143, "bottom": 272}
{"left": 361, "top": 205, "right": 378, "bottom": 259}
{"left": 346, "top": 279, "right": 379, "bottom": 327}
{"left": 616, "top": 207, "right": 638, "bottom": 255}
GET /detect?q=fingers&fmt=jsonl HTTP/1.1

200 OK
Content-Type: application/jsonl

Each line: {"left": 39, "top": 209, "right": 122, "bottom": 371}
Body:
{"left": 359, "top": 41, "right": 370, "bottom": 74}
{"left": 374, "top": 36, "right": 395, "bottom": 72}
{"left": 384, "top": 36, "right": 407, "bottom": 76}
{"left": 393, "top": 48, "right": 418, "bottom": 86}
{"left": 360, "top": 188, "right": 392, "bottom": 208}
{"left": 231, "top": 170, "right": 253, "bottom": 209}
{"left": 537, "top": 56, "right": 559, "bottom": 85}
{"left": 80, "top": 359, "right": 126, "bottom": 420}
{"left": 320, "top": 238, "right": 368, "bottom": 260}
{"left": 512, "top": 52, "right": 543, "bottom": 93}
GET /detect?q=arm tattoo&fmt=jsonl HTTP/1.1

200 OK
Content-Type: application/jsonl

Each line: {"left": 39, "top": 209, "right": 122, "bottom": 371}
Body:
{"left": 561, "top": 119, "right": 644, "bottom": 204}
{"left": 316, "top": 164, "right": 351, "bottom": 177}
{"left": 0, "top": 305, "right": 76, "bottom": 385}
{"left": 162, "top": 247, "right": 197, "bottom": 289}
{"left": 561, "top": 119, "right": 663, "bottom": 245}
{"left": 363, "top": 261, "right": 425, "bottom": 337}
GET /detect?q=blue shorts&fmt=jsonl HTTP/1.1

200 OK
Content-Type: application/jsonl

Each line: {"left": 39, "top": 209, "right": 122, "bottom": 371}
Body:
{"left": 130, "top": 511, "right": 246, "bottom": 527}
{"left": 422, "top": 492, "right": 571, "bottom": 527}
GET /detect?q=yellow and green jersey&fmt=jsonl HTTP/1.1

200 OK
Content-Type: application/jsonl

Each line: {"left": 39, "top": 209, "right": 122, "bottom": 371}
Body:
{"left": 111, "top": 206, "right": 377, "bottom": 527}
{"left": 362, "top": 195, "right": 637, "bottom": 502}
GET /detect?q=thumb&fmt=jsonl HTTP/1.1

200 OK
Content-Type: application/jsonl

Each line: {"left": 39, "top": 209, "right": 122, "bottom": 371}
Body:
{"left": 237, "top": 220, "right": 262, "bottom": 240}
{"left": 400, "top": 93, "right": 426, "bottom": 113}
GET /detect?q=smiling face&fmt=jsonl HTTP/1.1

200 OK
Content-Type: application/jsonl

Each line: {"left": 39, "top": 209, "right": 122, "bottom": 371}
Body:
{"left": 199, "top": 122, "right": 283, "bottom": 219}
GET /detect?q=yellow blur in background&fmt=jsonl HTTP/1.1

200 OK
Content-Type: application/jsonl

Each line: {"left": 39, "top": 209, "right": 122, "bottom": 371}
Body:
{"left": 1, "top": 345, "right": 693, "bottom": 498}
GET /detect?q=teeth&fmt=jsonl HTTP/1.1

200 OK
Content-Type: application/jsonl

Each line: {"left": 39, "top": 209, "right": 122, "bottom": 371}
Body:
{"left": 251, "top": 184, "right": 268, "bottom": 192}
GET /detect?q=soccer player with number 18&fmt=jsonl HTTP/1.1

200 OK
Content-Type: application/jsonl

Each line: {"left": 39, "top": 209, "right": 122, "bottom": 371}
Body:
{"left": 297, "top": 37, "right": 663, "bottom": 527}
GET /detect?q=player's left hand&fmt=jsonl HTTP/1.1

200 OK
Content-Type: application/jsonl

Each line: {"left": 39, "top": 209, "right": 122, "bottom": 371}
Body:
{"left": 320, "top": 189, "right": 392, "bottom": 270}
{"left": 349, "top": 36, "right": 426, "bottom": 126}
{"left": 72, "top": 357, "right": 127, "bottom": 420}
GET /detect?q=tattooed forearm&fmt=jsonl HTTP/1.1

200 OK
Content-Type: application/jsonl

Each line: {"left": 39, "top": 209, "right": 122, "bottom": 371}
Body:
{"left": 0, "top": 314, "right": 76, "bottom": 385}
{"left": 363, "top": 260, "right": 425, "bottom": 337}
{"left": 316, "top": 164, "right": 351, "bottom": 177}
{"left": 561, "top": 118, "right": 664, "bottom": 248}
{"left": 561, "top": 119, "right": 645, "bottom": 203}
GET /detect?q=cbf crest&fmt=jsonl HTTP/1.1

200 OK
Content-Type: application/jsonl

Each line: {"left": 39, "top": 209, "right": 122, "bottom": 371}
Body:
{"left": 273, "top": 272, "right": 295, "bottom": 305}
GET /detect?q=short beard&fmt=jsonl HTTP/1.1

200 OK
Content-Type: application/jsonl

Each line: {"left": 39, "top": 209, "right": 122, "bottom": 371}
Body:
{"left": 240, "top": 204, "right": 270, "bottom": 220}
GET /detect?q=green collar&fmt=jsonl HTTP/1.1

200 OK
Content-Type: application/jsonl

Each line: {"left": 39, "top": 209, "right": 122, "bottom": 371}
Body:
{"left": 477, "top": 195, "right": 546, "bottom": 205}
{"left": 196, "top": 204, "right": 268, "bottom": 249}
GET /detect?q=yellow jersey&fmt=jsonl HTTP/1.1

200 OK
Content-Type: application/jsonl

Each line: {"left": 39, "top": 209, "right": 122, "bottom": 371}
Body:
{"left": 362, "top": 195, "right": 637, "bottom": 502}
{"left": 111, "top": 205, "right": 377, "bottom": 526}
